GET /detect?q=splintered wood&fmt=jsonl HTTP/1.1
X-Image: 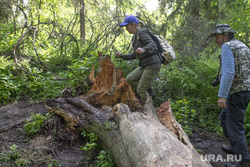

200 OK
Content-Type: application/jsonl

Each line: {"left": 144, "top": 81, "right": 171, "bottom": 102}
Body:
{"left": 85, "top": 52, "right": 142, "bottom": 111}
{"left": 156, "top": 100, "right": 192, "bottom": 148}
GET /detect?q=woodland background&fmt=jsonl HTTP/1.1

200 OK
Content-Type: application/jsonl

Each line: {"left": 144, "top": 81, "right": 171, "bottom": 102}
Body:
{"left": 0, "top": 0, "right": 250, "bottom": 162}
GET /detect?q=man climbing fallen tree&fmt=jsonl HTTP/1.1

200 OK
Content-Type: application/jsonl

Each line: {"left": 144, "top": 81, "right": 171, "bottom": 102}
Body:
{"left": 45, "top": 52, "right": 212, "bottom": 167}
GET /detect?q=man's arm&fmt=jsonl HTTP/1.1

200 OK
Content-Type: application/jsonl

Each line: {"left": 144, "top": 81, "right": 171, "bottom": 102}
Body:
{"left": 218, "top": 44, "right": 235, "bottom": 108}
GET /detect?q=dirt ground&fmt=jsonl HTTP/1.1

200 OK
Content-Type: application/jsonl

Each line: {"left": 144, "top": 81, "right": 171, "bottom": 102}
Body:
{"left": 0, "top": 101, "right": 248, "bottom": 167}
{"left": 190, "top": 131, "right": 234, "bottom": 167}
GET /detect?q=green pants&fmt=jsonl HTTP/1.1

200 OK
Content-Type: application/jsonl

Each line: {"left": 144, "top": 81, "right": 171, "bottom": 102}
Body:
{"left": 126, "top": 67, "right": 159, "bottom": 103}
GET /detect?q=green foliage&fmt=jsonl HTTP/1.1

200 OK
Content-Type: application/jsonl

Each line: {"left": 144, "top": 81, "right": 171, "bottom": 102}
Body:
{"left": 171, "top": 99, "right": 194, "bottom": 136}
{"left": 0, "top": 144, "right": 59, "bottom": 167}
{"left": 245, "top": 106, "right": 250, "bottom": 145}
{"left": 0, "top": 53, "right": 95, "bottom": 103}
{"left": 46, "top": 157, "right": 60, "bottom": 167}
{"left": 220, "top": 0, "right": 250, "bottom": 43}
{"left": 0, "top": 0, "right": 249, "bottom": 150}
{"left": 15, "top": 158, "right": 32, "bottom": 167}
{"left": 0, "top": 0, "right": 115, "bottom": 103}
{"left": 80, "top": 131, "right": 115, "bottom": 167}
{"left": 153, "top": 50, "right": 221, "bottom": 104}
{"left": 195, "top": 148, "right": 204, "bottom": 154}
{"left": 95, "top": 150, "right": 115, "bottom": 167}
{"left": 171, "top": 98, "right": 223, "bottom": 136}
{"left": 23, "top": 113, "right": 50, "bottom": 136}
{"left": 0, "top": 23, "right": 19, "bottom": 53}
{"left": 0, "top": 0, "right": 249, "bottom": 104}
{"left": 0, "top": 144, "right": 31, "bottom": 167}
{"left": 8, "top": 144, "right": 21, "bottom": 161}
{"left": 80, "top": 131, "right": 98, "bottom": 152}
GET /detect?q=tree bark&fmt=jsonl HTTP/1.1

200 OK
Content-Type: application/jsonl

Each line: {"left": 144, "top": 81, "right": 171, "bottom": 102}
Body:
{"left": 79, "top": 0, "right": 85, "bottom": 43}
{"left": 45, "top": 52, "right": 212, "bottom": 167}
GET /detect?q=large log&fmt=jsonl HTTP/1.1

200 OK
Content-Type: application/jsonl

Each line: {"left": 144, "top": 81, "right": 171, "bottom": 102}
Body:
{"left": 45, "top": 53, "right": 211, "bottom": 167}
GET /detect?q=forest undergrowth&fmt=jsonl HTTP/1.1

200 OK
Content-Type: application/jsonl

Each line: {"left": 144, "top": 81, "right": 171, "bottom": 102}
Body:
{"left": 0, "top": 0, "right": 249, "bottom": 166}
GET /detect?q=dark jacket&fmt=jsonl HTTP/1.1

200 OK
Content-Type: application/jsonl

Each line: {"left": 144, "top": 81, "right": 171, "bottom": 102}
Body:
{"left": 120, "top": 28, "right": 161, "bottom": 70}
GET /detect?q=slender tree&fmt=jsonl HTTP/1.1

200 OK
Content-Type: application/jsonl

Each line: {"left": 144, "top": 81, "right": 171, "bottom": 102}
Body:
{"left": 79, "top": 0, "right": 86, "bottom": 43}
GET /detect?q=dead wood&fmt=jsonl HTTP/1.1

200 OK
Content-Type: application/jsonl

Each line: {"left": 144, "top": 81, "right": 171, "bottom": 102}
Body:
{"left": 83, "top": 52, "right": 143, "bottom": 111}
{"left": 45, "top": 52, "right": 212, "bottom": 167}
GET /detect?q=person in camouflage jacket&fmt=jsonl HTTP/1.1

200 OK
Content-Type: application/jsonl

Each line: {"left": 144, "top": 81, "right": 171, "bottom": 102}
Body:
{"left": 209, "top": 24, "right": 250, "bottom": 167}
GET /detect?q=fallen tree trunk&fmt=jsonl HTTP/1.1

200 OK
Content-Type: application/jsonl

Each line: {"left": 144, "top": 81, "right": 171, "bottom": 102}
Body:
{"left": 45, "top": 52, "right": 211, "bottom": 167}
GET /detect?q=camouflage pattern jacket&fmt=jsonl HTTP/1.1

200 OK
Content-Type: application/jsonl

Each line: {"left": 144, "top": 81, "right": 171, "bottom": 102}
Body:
{"left": 225, "top": 39, "right": 250, "bottom": 94}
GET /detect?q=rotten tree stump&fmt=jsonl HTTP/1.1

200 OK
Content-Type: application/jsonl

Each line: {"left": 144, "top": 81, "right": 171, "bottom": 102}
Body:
{"left": 83, "top": 52, "right": 142, "bottom": 111}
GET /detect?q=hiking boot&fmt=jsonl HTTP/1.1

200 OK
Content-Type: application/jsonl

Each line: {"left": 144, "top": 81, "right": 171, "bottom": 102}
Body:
{"left": 239, "top": 158, "right": 250, "bottom": 167}
{"left": 225, "top": 163, "right": 237, "bottom": 167}
{"left": 147, "top": 87, "right": 156, "bottom": 99}
{"left": 222, "top": 144, "right": 234, "bottom": 154}
{"left": 226, "top": 158, "right": 250, "bottom": 167}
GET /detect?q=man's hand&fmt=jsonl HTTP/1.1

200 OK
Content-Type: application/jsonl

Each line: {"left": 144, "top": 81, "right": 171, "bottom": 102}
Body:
{"left": 116, "top": 51, "right": 122, "bottom": 58}
{"left": 218, "top": 97, "right": 227, "bottom": 109}
{"left": 135, "top": 47, "right": 145, "bottom": 54}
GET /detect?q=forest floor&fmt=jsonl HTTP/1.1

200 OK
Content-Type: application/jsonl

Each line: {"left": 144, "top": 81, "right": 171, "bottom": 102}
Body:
{"left": 0, "top": 101, "right": 247, "bottom": 167}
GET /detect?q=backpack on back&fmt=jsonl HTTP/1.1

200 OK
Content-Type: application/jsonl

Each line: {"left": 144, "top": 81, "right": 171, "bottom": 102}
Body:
{"left": 149, "top": 32, "right": 176, "bottom": 65}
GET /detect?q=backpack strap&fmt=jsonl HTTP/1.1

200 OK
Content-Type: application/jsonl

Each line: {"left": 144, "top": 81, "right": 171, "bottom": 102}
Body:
{"left": 137, "top": 30, "right": 165, "bottom": 63}
{"left": 135, "top": 29, "right": 165, "bottom": 65}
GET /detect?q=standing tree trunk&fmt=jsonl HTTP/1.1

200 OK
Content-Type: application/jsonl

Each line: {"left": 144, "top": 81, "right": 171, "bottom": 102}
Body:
{"left": 45, "top": 52, "right": 212, "bottom": 167}
{"left": 79, "top": 0, "right": 85, "bottom": 43}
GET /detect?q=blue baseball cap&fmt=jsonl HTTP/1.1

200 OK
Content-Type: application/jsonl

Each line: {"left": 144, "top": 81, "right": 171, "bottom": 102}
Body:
{"left": 119, "top": 15, "right": 139, "bottom": 27}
